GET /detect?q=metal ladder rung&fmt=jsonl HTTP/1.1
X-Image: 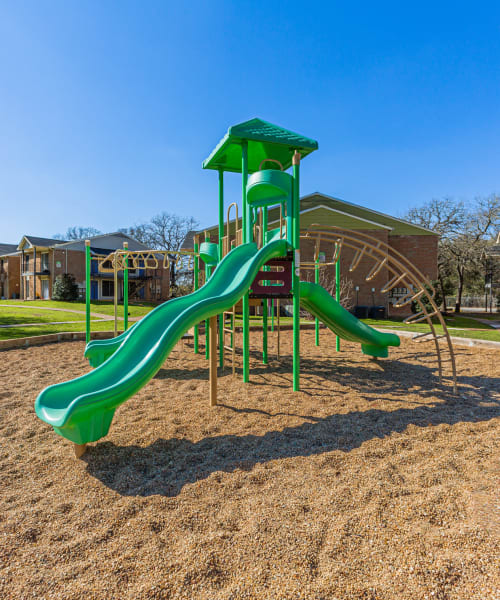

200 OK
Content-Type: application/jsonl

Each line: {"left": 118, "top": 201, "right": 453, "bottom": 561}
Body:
{"left": 412, "top": 331, "right": 434, "bottom": 341}
{"left": 395, "top": 288, "right": 425, "bottom": 308}
{"left": 349, "top": 246, "right": 367, "bottom": 272}
{"left": 223, "top": 327, "right": 234, "bottom": 334}
{"left": 412, "top": 333, "right": 447, "bottom": 343}
{"left": 404, "top": 309, "right": 439, "bottom": 324}
{"left": 366, "top": 257, "right": 387, "bottom": 281}
{"left": 381, "top": 272, "right": 409, "bottom": 293}
{"left": 223, "top": 345, "right": 234, "bottom": 352}
{"left": 332, "top": 240, "right": 343, "bottom": 263}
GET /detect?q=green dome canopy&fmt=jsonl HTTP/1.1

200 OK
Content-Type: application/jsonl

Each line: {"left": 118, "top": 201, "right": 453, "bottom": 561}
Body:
{"left": 202, "top": 118, "right": 318, "bottom": 174}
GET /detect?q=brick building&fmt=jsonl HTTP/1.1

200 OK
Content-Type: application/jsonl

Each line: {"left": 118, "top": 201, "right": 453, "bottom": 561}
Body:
{"left": 185, "top": 193, "right": 438, "bottom": 317}
{"left": 0, "top": 232, "right": 170, "bottom": 302}
{"left": 0, "top": 244, "right": 20, "bottom": 299}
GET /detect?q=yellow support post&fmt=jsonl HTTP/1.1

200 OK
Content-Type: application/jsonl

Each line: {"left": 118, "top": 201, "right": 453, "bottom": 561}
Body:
{"left": 209, "top": 316, "right": 217, "bottom": 406}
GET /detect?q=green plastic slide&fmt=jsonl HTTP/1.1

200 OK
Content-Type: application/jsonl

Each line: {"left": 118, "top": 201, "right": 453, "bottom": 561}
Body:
{"left": 35, "top": 240, "right": 289, "bottom": 445}
{"left": 300, "top": 281, "right": 400, "bottom": 357}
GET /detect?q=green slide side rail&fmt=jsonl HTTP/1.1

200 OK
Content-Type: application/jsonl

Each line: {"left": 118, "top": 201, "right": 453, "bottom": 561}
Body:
{"left": 85, "top": 323, "right": 137, "bottom": 367}
{"left": 300, "top": 281, "right": 400, "bottom": 357}
{"left": 35, "top": 240, "right": 289, "bottom": 445}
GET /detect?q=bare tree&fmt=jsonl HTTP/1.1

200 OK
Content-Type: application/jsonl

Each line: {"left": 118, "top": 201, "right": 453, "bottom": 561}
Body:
{"left": 404, "top": 195, "right": 500, "bottom": 313}
{"left": 54, "top": 226, "right": 102, "bottom": 240}
{"left": 445, "top": 195, "right": 500, "bottom": 312}
{"left": 403, "top": 198, "right": 466, "bottom": 311}
{"left": 127, "top": 213, "right": 198, "bottom": 252}
{"left": 124, "top": 213, "right": 199, "bottom": 297}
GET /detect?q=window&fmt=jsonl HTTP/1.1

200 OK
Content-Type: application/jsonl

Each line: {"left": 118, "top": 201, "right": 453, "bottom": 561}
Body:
{"left": 24, "top": 255, "right": 30, "bottom": 271}
{"left": 41, "top": 253, "right": 49, "bottom": 271}
{"left": 102, "top": 281, "right": 114, "bottom": 297}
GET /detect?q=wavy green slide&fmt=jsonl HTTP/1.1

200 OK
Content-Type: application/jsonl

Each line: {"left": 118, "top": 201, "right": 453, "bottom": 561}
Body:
{"left": 35, "top": 239, "right": 288, "bottom": 445}
{"left": 300, "top": 281, "right": 400, "bottom": 357}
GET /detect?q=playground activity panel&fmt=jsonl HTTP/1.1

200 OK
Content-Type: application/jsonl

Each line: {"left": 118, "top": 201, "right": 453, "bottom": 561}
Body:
{"left": 35, "top": 118, "right": 457, "bottom": 458}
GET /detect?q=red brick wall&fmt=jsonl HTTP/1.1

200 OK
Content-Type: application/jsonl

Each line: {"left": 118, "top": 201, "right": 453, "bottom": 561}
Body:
{"left": 0, "top": 255, "right": 21, "bottom": 298}
{"left": 388, "top": 235, "right": 438, "bottom": 281}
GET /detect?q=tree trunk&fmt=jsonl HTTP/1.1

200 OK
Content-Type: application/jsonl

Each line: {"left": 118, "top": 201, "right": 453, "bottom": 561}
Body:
{"left": 438, "top": 272, "right": 448, "bottom": 313}
{"left": 455, "top": 269, "right": 464, "bottom": 313}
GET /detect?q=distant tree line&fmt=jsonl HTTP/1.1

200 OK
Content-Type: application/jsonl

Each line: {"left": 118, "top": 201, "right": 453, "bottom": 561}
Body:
{"left": 403, "top": 194, "right": 500, "bottom": 313}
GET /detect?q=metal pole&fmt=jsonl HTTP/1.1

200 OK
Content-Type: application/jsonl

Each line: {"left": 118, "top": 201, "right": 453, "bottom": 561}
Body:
{"left": 262, "top": 300, "right": 268, "bottom": 364}
{"left": 292, "top": 151, "right": 301, "bottom": 391}
{"left": 241, "top": 141, "right": 250, "bottom": 382}
{"left": 262, "top": 206, "right": 269, "bottom": 363}
{"left": 123, "top": 242, "right": 128, "bottom": 331}
{"left": 271, "top": 298, "right": 274, "bottom": 331}
{"left": 209, "top": 315, "right": 217, "bottom": 406}
{"left": 85, "top": 240, "right": 91, "bottom": 344}
{"left": 205, "top": 265, "right": 211, "bottom": 360}
{"left": 315, "top": 257, "right": 319, "bottom": 346}
{"left": 114, "top": 250, "right": 118, "bottom": 337}
{"left": 336, "top": 245, "right": 341, "bottom": 351}
{"left": 218, "top": 169, "right": 224, "bottom": 369}
{"left": 193, "top": 236, "right": 199, "bottom": 353}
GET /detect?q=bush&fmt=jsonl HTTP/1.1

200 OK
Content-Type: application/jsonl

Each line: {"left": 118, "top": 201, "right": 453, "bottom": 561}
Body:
{"left": 52, "top": 273, "right": 79, "bottom": 301}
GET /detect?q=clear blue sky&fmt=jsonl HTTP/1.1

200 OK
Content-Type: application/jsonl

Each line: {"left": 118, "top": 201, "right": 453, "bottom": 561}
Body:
{"left": 1, "top": 1, "right": 499, "bottom": 242}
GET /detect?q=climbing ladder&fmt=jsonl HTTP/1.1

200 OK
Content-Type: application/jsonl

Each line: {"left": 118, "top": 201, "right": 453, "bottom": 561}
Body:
{"left": 301, "top": 225, "right": 458, "bottom": 393}
{"left": 222, "top": 306, "right": 237, "bottom": 375}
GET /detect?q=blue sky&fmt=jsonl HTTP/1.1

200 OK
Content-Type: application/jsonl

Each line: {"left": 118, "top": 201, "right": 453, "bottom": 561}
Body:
{"left": 1, "top": 1, "right": 499, "bottom": 242}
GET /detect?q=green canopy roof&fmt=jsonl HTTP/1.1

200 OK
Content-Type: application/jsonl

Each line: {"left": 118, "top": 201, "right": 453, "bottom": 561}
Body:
{"left": 202, "top": 118, "right": 318, "bottom": 173}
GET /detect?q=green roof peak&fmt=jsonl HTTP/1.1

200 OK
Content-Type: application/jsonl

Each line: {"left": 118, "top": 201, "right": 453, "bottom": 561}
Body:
{"left": 203, "top": 118, "right": 318, "bottom": 173}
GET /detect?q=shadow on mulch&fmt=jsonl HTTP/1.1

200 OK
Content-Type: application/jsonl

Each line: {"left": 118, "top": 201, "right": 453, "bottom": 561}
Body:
{"left": 83, "top": 357, "right": 500, "bottom": 498}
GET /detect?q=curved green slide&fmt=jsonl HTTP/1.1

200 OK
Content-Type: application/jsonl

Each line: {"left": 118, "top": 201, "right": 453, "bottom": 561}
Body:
{"left": 300, "top": 281, "right": 400, "bottom": 357}
{"left": 35, "top": 239, "right": 289, "bottom": 445}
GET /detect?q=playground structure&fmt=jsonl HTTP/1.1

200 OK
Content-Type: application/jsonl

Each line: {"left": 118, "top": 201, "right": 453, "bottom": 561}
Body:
{"left": 35, "top": 118, "right": 457, "bottom": 458}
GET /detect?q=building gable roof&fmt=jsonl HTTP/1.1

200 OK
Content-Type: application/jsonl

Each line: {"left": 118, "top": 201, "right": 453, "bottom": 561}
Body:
{"left": 302, "top": 193, "right": 437, "bottom": 236}
{"left": 18, "top": 236, "right": 66, "bottom": 250}
{"left": 0, "top": 243, "right": 18, "bottom": 256}
{"left": 53, "top": 231, "right": 150, "bottom": 252}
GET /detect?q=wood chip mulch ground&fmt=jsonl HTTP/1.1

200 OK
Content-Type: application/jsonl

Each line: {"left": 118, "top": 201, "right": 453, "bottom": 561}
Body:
{"left": 0, "top": 330, "right": 498, "bottom": 599}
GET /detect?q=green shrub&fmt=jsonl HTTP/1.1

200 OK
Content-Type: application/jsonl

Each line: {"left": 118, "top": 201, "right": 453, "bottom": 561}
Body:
{"left": 52, "top": 273, "right": 79, "bottom": 301}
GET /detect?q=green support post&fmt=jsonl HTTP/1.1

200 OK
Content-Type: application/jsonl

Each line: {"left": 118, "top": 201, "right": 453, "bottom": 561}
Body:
{"left": 315, "top": 257, "right": 319, "bottom": 346}
{"left": 292, "top": 151, "right": 301, "bottom": 391}
{"left": 262, "top": 300, "right": 268, "bottom": 364}
{"left": 193, "top": 238, "right": 199, "bottom": 353}
{"left": 123, "top": 242, "right": 129, "bottom": 331}
{"left": 218, "top": 169, "right": 224, "bottom": 369}
{"left": 262, "top": 206, "right": 269, "bottom": 364}
{"left": 205, "top": 262, "right": 211, "bottom": 361}
{"left": 336, "top": 245, "right": 341, "bottom": 352}
{"left": 85, "top": 240, "right": 91, "bottom": 344}
{"left": 241, "top": 141, "right": 250, "bottom": 383}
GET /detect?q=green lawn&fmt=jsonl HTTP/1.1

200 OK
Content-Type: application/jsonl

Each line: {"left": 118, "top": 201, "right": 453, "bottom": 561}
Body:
{"left": 1, "top": 300, "right": 499, "bottom": 343}
{"left": 0, "top": 320, "right": 117, "bottom": 341}
{"left": 0, "top": 299, "right": 156, "bottom": 318}
{"left": 463, "top": 312, "right": 500, "bottom": 321}
{"left": 0, "top": 306, "right": 87, "bottom": 325}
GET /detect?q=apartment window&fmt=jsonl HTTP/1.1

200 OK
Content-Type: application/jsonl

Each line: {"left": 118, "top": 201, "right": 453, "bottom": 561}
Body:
{"left": 24, "top": 255, "right": 30, "bottom": 271}
{"left": 102, "top": 281, "right": 114, "bottom": 297}
{"left": 41, "top": 253, "right": 49, "bottom": 271}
